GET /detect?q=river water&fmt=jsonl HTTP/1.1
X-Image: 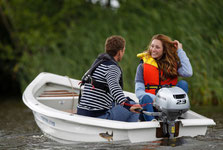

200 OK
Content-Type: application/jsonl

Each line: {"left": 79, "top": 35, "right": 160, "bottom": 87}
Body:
{"left": 0, "top": 98, "right": 223, "bottom": 150}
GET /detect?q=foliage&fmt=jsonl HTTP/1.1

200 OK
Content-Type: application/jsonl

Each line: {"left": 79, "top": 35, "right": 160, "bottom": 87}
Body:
{"left": 0, "top": 0, "right": 223, "bottom": 105}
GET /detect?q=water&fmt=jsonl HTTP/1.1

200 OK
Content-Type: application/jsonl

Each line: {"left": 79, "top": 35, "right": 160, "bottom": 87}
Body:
{"left": 0, "top": 99, "right": 223, "bottom": 150}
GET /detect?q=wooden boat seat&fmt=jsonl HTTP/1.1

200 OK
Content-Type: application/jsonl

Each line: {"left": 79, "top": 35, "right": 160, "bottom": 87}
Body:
{"left": 39, "top": 90, "right": 79, "bottom": 97}
{"left": 37, "top": 90, "right": 79, "bottom": 114}
{"left": 64, "top": 109, "right": 77, "bottom": 114}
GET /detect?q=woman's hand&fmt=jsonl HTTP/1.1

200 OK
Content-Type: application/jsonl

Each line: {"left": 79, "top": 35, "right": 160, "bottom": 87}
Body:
{"left": 130, "top": 104, "right": 142, "bottom": 113}
{"left": 173, "top": 40, "right": 182, "bottom": 50}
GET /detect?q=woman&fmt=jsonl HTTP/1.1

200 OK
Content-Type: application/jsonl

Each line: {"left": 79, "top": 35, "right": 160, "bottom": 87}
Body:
{"left": 135, "top": 34, "right": 193, "bottom": 121}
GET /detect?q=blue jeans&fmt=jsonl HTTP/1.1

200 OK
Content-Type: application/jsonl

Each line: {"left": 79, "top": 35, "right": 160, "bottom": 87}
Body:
{"left": 176, "top": 80, "right": 188, "bottom": 93}
{"left": 97, "top": 102, "right": 139, "bottom": 122}
{"left": 139, "top": 95, "right": 155, "bottom": 121}
{"left": 140, "top": 80, "right": 189, "bottom": 121}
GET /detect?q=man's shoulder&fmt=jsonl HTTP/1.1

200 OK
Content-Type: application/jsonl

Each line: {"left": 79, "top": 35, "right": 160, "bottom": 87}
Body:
{"left": 102, "top": 59, "right": 117, "bottom": 66}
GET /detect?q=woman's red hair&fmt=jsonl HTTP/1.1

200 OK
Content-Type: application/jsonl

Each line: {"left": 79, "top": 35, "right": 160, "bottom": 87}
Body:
{"left": 147, "top": 34, "right": 181, "bottom": 80}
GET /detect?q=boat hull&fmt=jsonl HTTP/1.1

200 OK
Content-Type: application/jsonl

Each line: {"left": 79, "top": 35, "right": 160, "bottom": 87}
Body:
{"left": 23, "top": 72, "right": 216, "bottom": 143}
{"left": 33, "top": 111, "right": 130, "bottom": 143}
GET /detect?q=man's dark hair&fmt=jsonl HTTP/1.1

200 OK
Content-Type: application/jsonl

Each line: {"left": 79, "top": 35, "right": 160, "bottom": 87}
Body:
{"left": 105, "top": 35, "right": 125, "bottom": 57}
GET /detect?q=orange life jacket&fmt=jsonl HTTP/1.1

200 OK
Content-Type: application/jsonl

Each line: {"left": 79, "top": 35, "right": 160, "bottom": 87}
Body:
{"left": 137, "top": 52, "right": 178, "bottom": 95}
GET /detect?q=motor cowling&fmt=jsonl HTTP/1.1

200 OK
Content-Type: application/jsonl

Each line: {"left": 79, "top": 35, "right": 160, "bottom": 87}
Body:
{"left": 153, "top": 87, "right": 190, "bottom": 121}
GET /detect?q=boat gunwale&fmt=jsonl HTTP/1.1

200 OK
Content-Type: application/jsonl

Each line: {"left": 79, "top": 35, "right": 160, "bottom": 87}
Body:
{"left": 23, "top": 72, "right": 216, "bottom": 130}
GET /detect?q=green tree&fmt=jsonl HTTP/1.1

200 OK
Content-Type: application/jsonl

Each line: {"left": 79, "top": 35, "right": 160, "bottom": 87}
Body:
{"left": 0, "top": 0, "right": 222, "bottom": 105}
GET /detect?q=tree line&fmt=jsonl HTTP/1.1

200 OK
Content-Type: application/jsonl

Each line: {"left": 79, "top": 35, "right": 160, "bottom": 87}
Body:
{"left": 0, "top": 0, "right": 222, "bottom": 105}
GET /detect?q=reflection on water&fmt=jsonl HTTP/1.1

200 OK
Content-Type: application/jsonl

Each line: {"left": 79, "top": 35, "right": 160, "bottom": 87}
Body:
{"left": 0, "top": 99, "right": 223, "bottom": 150}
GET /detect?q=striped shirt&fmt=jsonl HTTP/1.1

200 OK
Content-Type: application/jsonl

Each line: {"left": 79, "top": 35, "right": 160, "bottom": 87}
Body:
{"left": 78, "top": 62, "right": 126, "bottom": 111}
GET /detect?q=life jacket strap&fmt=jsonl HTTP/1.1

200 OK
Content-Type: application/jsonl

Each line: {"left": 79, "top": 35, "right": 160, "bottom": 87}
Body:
{"left": 91, "top": 79, "right": 109, "bottom": 93}
{"left": 78, "top": 79, "right": 109, "bottom": 104}
{"left": 145, "top": 85, "right": 160, "bottom": 89}
{"left": 145, "top": 84, "right": 176, "bottom": 90}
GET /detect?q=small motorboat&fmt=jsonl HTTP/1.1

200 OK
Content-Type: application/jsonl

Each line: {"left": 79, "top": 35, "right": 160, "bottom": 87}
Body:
{"left": 22, "top": 72, "right": 216, "bottom": 143}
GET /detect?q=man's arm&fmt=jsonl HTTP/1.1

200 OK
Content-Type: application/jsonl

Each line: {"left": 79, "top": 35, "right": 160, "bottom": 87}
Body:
{"left": 106, "top": 65, "right": 126, "bottom": 104}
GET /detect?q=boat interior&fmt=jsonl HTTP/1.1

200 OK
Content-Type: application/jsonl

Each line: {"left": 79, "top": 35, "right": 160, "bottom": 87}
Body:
{"left": 35, "top": 82, "right": 205, "bottom": 120}
{"left": 36, "top": 82, "right": 80, "bottom": 114}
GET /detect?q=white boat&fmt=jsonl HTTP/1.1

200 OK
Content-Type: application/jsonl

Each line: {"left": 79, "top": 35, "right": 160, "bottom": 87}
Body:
{"left": 22, "top": 72, "right": 216, "bottom": 143}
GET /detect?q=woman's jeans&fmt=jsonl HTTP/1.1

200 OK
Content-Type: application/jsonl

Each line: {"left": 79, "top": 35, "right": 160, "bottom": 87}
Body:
{"left": 176, "top": 80, "right": 188, "bottom": 93}
{"left": 140, "top": 95, "right": 155, "bottom": 121}
{"left": 140, "top": 80, "right": 188, "bottom": 121}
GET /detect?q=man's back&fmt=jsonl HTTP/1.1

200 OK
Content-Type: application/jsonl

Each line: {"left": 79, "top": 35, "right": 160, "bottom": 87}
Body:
{"left": 78, "top": 61, "right": 125, "bottom": 112}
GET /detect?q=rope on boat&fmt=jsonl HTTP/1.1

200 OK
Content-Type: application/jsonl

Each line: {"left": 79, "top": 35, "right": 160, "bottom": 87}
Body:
{"left": 66, "top": 76, "right": 76, "bottom": 114}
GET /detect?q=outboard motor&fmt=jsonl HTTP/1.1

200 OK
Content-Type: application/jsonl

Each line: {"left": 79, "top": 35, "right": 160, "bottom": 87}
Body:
{"left": 153, "top": 87, "right": 190, "bottom": 139}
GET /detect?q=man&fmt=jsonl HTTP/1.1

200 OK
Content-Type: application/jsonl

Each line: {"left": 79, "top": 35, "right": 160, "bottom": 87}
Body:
{"left": 77, "top": 35, "right": 141, "bottom": 122}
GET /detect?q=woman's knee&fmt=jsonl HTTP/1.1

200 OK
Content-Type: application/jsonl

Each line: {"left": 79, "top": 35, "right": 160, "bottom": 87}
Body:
{"left": 140, "top": 95, "right": 153, "bottom": 104}
{"left": 177, "top": 80, "right": 188, "bottom": 93}
{"left": 178, "top": 80, "right": 188, "bottom": 85}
